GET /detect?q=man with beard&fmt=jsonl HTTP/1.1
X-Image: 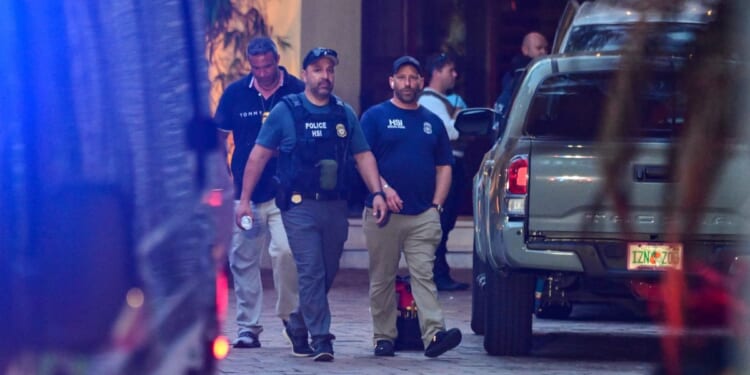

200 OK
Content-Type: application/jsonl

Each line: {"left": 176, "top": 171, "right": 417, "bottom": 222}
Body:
{"left": 235, "top": 47, "right": 388, "bottom": 362}
{"left": 361, "top": 56, "right": 462, "bottom": 358}
{"left": 215, "top": 36, "right": 303, "bottom": 349}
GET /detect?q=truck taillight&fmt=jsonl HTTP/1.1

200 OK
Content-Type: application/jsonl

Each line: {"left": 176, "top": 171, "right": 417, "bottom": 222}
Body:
{"left": 507, "top": 156, "right": 528, "bottom": 194}
{"left": 505, "top": 155, "right": 528, "bottom": 217}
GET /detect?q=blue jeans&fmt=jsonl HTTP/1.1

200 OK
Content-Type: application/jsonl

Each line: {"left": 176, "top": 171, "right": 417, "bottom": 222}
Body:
{"left": 281, "top": 199, "right": 349, "bottom": 339}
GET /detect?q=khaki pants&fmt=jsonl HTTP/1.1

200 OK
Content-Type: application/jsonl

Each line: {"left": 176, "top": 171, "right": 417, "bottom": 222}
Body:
{"left": 229, "top": 199, "right": 298, "bottom": 336}
{"left": 363, "top": 207, "right": 446, "bottom": 348}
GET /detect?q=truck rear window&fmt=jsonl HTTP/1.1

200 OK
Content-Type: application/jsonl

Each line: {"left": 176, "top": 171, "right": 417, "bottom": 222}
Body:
{"left": 525, "top": 71, "right": 685, "bottom": 139}
{"left": 565, "top": 23, "right": 704, "bottom": 55}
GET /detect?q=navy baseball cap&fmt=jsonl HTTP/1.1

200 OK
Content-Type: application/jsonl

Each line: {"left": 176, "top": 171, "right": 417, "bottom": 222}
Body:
{"left": 302, "top": 47, "right": 339, "bottom": 69}
{"left": 392, "top": 55, "right": 422, "bottom": 75}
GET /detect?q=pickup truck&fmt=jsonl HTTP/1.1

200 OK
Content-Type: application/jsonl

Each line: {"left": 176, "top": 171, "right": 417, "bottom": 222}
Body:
{"left": 457, "top": 52, "right": 749, "bottom": 356}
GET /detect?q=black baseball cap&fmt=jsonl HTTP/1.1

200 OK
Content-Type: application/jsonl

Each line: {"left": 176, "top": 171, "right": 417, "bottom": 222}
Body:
{"left": 392, "top": 55, "right": 422, "bottom": 75}
{"left": 302, "top": 47, "right": 339, "bottom": 69}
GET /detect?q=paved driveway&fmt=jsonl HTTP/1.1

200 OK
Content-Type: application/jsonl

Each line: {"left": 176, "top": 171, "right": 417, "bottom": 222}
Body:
{"left": 219, "top": 269, "right": 659, "bottom": 374}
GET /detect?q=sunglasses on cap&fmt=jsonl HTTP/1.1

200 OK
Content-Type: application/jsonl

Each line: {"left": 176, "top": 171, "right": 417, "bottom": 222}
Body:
{"left": 310, "top": 47, "right": 337, "bottom": 59}
{"left": 303, "top": 47, "right": 339, "bottom": 69}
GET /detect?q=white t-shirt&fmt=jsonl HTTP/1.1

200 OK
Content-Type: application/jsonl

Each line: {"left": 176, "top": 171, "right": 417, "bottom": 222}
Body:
{"left": 418, "top": 88, "right": 459, "bottom": 141}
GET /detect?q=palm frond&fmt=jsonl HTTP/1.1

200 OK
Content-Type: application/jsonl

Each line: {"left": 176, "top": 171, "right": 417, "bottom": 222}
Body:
{"left": 205, "top": 0, "right": 233, "bottom": 38}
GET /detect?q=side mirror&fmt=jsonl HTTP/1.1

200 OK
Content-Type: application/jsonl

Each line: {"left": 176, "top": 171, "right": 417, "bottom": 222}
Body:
{"left": 454, "top": 108, "right": 495, "bottom": 136}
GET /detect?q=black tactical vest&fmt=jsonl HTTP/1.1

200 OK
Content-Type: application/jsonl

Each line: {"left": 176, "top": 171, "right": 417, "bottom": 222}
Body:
{"left": 277, "top": 93, "right": 352, "bottom": 194}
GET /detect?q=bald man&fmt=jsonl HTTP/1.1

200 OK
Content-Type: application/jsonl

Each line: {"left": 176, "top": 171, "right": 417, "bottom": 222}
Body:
{"left": 494, "top": 31, "right": 549, "bottom": 119}
{"left": 521, "top": 32, "right": 549, "bottom": 59}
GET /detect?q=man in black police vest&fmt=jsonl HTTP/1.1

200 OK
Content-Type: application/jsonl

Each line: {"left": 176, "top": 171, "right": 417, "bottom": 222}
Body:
{"left": 235, "top": 47, "right": 387, "bottom": 362}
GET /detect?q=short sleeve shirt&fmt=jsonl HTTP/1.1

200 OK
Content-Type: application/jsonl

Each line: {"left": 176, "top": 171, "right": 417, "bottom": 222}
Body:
{"left": 418, "top": 88, "right": 460, "bottom": 141}
{"left": 214, "top": 67, "right": 304, "bottom": 201}
{"left": 256, "top": 93, "right": 370, "bottom": 155}
{"left": 360, "top": 100, "right": 453, "bottom": 215}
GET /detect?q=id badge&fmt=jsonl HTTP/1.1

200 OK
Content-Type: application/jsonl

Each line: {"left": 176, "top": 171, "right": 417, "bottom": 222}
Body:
{"left": 262, "top": 111, "right": 270, "bottom": 124}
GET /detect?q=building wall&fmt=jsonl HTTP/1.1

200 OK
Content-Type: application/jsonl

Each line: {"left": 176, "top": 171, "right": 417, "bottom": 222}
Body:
{"left": 301, "top": 0, "right": 362, "bottom": 113}
{"left": 266, "top": 0, "right": 303, "bottom": 76}
{"left": 206, "top": 0, "right": 365, "bottom": 114}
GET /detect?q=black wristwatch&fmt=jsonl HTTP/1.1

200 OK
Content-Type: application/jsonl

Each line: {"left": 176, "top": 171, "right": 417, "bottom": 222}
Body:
{"left": 431, "top": 203, "right": 444, "bottom": 214}
{"left": 371, "top": 191, "right": 386, "bottom": 201}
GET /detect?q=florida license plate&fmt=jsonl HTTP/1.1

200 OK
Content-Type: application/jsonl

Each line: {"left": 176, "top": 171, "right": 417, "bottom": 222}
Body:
{"left": 627, "top": 242, "right": 683, "bottom": 271}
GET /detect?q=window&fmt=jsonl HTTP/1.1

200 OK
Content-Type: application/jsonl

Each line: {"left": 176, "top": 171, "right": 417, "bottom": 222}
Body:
{"left": 525, "top": 71, "right": 685, "bottom": 139}
{"left": 565, "top": 23, "right": 704, "bottom": 55}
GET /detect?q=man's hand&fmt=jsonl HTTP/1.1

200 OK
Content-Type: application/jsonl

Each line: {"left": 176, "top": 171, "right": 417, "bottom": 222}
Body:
{"left": 383, "top": 187, "right": 404, "bottom": 213}
{"left": 235, "top": 200, "right": 253, "bottom": 230}
{"left": 372, "top": 194, "right": 388, "bottom": 225}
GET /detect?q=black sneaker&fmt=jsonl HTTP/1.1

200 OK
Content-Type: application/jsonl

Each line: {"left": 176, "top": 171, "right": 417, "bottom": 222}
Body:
{"left": 283, "top": 327, "right": 314, "bottom": 357}
{"left": 374, "top": 340, "right": 395, "bottom": 357}
{"left": 424, "top": 328, "right": 462, "bottom": 358}
{"left": 312, "top": 335, "right": 335, "bottom": 362}
{"left": 233, "top": 331, "right": 261, "bottom": 349}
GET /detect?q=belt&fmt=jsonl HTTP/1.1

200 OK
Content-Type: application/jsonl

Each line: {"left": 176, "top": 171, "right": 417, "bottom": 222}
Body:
{"left": 294, "top": 191, "right": 345, "bottom": 201}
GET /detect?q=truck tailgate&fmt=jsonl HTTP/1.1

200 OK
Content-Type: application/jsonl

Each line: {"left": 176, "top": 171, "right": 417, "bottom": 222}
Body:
{"left": 527, "top": 140, "right": 750, "bottom": 239}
